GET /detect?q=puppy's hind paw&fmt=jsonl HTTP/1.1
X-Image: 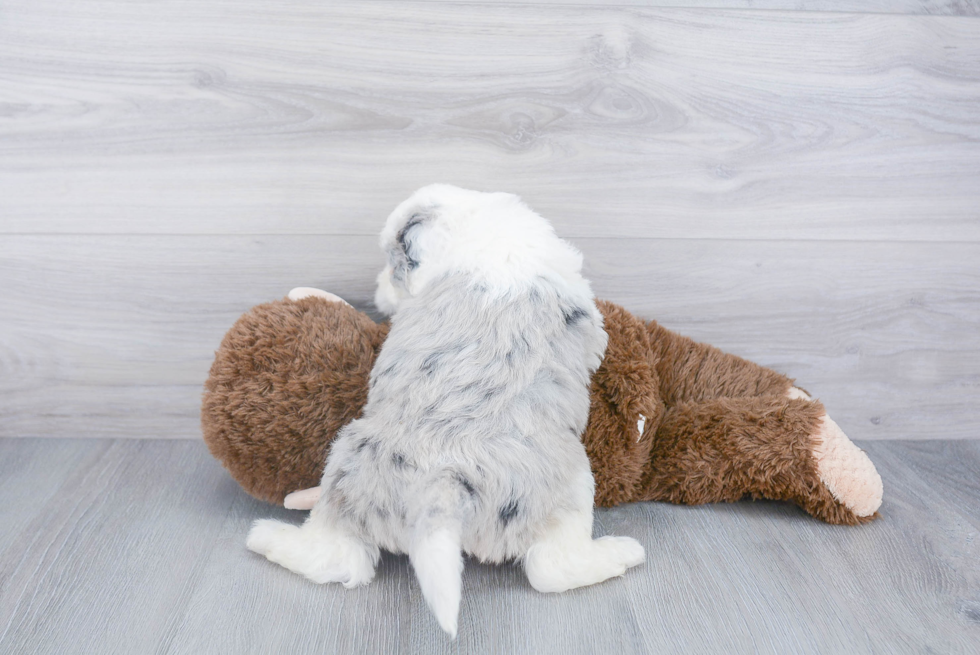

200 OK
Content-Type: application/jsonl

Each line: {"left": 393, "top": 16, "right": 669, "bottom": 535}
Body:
{"left": 246, "top": 518, "right": 378, "bottom": 587}
{"left": 594, "top": 535, "right": 645, "bottom": 571}
{"left": 246, "top": 519, "right": 298, "bottom": 558}
{"left": 247, "top": 519, "right": 318, "bottom": 577}
{"left": 525, "top": 534, "right": 645, "bottom": 593}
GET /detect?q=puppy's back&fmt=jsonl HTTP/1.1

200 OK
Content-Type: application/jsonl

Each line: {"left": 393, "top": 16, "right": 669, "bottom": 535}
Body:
{"left": 331, "top": 272, "right": 607, "bottom": 562}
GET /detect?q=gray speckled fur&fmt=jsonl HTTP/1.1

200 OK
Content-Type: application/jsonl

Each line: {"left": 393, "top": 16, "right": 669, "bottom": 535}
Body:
{"left": 318, "top": 272, "right": 607, "bottom": 563}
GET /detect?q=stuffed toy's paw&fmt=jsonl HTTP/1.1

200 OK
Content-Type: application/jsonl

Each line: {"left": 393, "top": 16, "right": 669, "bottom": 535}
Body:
{"left": 812, "top": 413, "right": 883, "bottom": 517}
{"left": 284, "top": 487, "right": 321, "bottom": 510}
{"left": 785, "top": 387, "right": 883, "bottom": 518}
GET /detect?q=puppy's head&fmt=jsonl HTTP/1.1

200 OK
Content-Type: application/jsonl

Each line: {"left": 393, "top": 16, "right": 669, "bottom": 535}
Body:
{"left": 375, "top": 184, "right": 587, "bottom": 314}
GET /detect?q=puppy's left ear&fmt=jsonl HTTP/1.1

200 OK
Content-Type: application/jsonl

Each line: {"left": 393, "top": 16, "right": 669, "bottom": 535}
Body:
{"left": 385, "top": 212, "right": 428, "bottom": 291}
{"left": 375, "top": 266, "right": 402, "bottom": 315}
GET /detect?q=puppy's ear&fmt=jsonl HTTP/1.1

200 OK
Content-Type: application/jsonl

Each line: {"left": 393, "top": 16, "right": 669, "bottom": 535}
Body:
{"left": 374, "top": 266, "right": 402, "bottom": 315}
{"left": 385, "top": 212, "right": 427, "bottom": 290}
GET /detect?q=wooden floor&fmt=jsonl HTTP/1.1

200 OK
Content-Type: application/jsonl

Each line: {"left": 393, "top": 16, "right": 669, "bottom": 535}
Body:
{"left": 0, "top": 437, "right": 977, "bottom": 654}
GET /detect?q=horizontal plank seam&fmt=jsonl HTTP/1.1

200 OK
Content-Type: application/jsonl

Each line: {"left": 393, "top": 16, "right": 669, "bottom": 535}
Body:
{"left": 318, "top": 1, "right": 980, "bottom": 20}
{"left": 4, "top": 436, "right": 974, "bottom": 444}
{"left": 2, "top": 233, "right": 979, "bottom": 244}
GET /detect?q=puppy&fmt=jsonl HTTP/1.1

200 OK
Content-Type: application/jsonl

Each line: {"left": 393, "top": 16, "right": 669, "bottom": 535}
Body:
{"left": 247, "top": 184, "right": 645, "bottom": 637}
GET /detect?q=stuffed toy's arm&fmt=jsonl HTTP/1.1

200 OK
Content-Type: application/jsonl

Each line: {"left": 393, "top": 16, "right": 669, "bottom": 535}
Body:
{"left": 284, "top": 486, "right": 321, "bottom": 510}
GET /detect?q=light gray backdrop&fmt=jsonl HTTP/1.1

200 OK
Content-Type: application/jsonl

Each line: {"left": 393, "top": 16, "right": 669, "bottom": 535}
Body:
{"left": 2, "top": 0, "right": 978, "bottom": 441}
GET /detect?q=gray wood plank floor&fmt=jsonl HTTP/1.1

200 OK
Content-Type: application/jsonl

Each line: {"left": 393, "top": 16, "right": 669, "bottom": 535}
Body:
{"left": 0, "top": 437, "right": 977, "bottom": 654}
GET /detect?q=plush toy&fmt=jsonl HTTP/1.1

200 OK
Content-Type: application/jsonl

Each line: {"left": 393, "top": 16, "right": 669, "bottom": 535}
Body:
{"left": 202, "top": 288, "right": 882, "bottom": 526}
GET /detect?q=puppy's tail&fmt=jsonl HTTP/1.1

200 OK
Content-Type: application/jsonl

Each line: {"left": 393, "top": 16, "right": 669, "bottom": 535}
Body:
{"left": 410, "top": 525, "right": 463, "bottom": 638}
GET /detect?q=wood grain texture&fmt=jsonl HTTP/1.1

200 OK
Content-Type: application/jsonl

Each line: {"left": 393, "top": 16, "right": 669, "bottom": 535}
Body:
{"left": 0, "top": 438, "right": 978, "bottom": 654}
{"left": 1, "top": 2, "right": 979, "bottom": 240}
{"left": 2, "top": 235, "right": 977, "bottom": 440}
{"left": 405, "top": 1, "right": 980, "bottom": 15}
{"left": 1, "top": 2, "right": 977, "bottom": 443}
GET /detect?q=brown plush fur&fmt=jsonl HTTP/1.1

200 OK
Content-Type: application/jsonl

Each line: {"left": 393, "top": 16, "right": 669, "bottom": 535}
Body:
{"left": 202, "top": 296, "right": 873, "bottom": 525}
{"left": 202, "top": 298, "right": 388, "bottom": 505}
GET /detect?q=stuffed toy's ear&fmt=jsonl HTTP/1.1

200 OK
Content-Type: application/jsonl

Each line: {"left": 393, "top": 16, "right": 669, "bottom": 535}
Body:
{"left": 288, "top": 287, "right": 351, "bottom": 305}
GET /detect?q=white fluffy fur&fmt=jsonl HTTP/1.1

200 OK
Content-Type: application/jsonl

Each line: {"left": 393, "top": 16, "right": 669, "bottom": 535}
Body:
{"left": 374, "top": 184, "right": 590, "bottom": 316}
{"left": 248, "top": 184, "right": 644, "bottom": 637}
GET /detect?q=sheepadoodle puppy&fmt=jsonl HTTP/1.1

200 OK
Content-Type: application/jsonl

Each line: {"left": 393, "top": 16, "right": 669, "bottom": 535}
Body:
{"left": 247, "top": 184, "right": 645, "bottom": 637}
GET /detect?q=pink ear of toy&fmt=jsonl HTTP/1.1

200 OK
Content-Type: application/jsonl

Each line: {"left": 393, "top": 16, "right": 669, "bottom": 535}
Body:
{"left": 283, "top": 486, "right": 322, "bottom": 510}
{"left": 287, "top": 287, "right": 351, "bottom": 305}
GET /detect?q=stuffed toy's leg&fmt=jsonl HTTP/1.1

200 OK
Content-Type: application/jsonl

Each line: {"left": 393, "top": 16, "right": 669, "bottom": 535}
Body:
{"left": 638, "top": 321, "right": 883, "bottom": 525}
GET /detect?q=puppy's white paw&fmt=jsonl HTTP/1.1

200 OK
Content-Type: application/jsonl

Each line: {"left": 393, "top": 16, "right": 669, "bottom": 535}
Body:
{"left": 246, "top": 518, "right": 378, "bottom": 587}
{"left": 247, "top": 519, "right": 324, "bottom": 579}
{"left": 525, "top": 534, "right": 645, "bottom": 593}
{"left": 246, "top": 518, "right": 298, "bottom": 557}
{"left": 594, "top": 535, "right": 645, "bottom": 570}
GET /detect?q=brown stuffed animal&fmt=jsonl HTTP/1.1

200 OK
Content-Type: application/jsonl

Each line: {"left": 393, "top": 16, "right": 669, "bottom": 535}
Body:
{"left": 202, "top": 289, "right": 882, "bottom": 526}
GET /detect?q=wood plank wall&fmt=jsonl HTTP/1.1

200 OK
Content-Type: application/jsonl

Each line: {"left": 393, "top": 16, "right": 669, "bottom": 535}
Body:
{"left": 1, "top": 1, "right": 978, "bottom": 439}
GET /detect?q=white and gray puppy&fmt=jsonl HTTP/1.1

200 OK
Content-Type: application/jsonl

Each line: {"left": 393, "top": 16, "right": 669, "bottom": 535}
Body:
{"left": 247, "top": 184, "right": 645, "bottom": 637}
